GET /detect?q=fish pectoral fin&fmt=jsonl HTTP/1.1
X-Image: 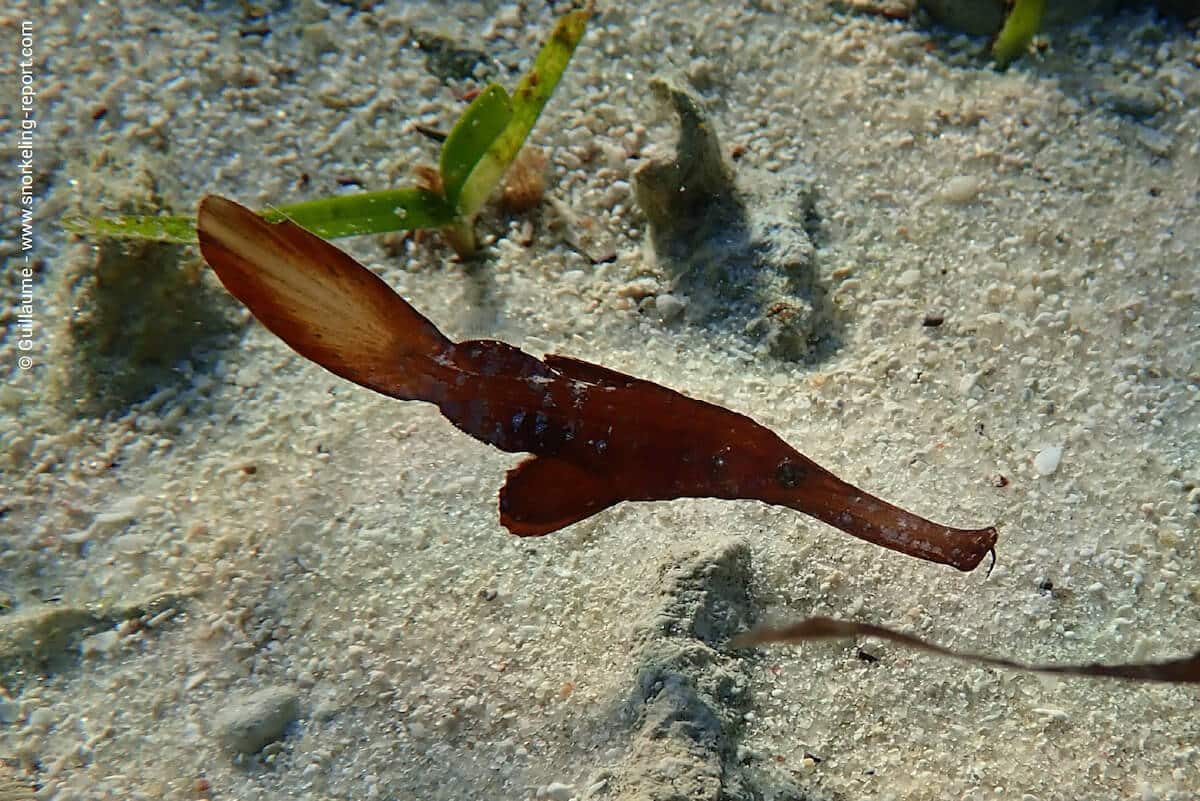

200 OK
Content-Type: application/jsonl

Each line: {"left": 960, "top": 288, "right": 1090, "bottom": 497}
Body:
{"left": 499, "top": 456, "right": 619, "bottom": 536}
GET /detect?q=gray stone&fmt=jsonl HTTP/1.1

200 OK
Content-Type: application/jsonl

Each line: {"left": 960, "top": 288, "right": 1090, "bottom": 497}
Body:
{"left": 213, "top": 687, "right": 300, "bottom": 755}
{"left": 1100, "top": 84, "right": 1165, "bottom": 119}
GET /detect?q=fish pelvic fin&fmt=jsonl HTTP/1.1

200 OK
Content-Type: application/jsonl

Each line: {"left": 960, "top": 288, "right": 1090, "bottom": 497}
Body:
{"left": 499, "top": 455, "right": 619, "bottom": 536}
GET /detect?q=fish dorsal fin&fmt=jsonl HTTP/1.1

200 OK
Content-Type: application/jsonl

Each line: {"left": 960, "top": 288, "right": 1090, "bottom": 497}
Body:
{"left": 453, "top": 339, "right": 555, "bottom": 379}
{"left": 544, "top": 353, "right": 673, "bottom": 392}
{"left": 499, "top": 455, "right": 619, "bottom": 536}
{"left": 545, "top": 353, "right": 738, "bottom": 418}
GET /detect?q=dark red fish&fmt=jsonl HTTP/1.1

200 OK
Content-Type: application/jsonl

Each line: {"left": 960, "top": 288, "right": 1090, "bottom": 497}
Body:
{"left": 197, "top": 195, "right": 998, "bottom": 571}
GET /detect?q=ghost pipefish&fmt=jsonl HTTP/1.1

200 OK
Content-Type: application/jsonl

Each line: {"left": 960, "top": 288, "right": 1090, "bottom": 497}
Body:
{"left": 196, "top": 195, "right": 998, "bottom": 572}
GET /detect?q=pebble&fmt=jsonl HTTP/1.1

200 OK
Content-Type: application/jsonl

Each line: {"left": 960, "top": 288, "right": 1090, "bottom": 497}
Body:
{"left": 27, "top": 707, "right": 55, "bottom": 732}
{"left": 940, "top": 174, "right": 983, "bottom": 204}
{"left": 1101, "top": 84, "right": 1163, "bottom": 119}
{"left": 537, "top": 782, "right": 575, "bottom": 801}
{"left": 0, "top": 695, "right": 18, "bottom": 725}
{"left": 493, "top": 4, "right": 521, "bottom": 29}
{"left": 655, "top": 293, "right": 686, "bottom": 322}
{"left": 1032, "top": 707, "right": 1069, "bottom": 722}
{"left": 184, "top": 671, "right": 208, "bottom": 691}
{"left": 616, "top": 277, "right": 660, "bottom": 299}
{"left": 1033, "top": 446, "right": 1063, "bottom": 476}
{"left": 80, "top": 629, "right": 120, "bottom": 658}
{"left": 1134, "top": 125, "right": 1173, "bottom": 157}
{"left": 213, "top": 687, "right": 300, "bottom": 754}
{"left": 92, "top": 495, "right": 145, "bottom": 529}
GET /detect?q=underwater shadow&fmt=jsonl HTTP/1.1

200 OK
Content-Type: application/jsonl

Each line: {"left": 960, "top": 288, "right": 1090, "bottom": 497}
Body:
{"left": 633, "top": 78, "right": 845, "bottom": 366}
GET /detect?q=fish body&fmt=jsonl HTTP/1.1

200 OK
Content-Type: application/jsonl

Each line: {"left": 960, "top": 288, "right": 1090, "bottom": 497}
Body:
{"left": 433, "top": 342, "right": 994, "bottom": 569}
{"left": 197, "top": 195, "right": 996, "bottom": 571}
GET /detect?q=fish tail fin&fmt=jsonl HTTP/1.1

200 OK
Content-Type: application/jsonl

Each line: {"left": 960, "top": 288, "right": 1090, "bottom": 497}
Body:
{"left": 197, "top": 195, "right": 453, "bottom": 401}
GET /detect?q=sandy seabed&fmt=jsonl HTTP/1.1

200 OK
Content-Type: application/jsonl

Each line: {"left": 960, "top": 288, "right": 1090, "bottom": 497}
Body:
{"left": 0, "top": 2, "right": 1197, "bottom": 800}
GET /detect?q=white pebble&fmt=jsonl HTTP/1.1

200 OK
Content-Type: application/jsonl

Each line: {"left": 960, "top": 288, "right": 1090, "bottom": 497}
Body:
{"left": 1032, "top": 707, "right": 1069, "bottom": 721}
{"left": 493, "top": 3, "right": 521, "bottom": 28}
{"left": 940, "top": 174, "right": 983, "bottom": 204}
{"left": 896, "top": 269, "right": 921, "bottom": 289}
{"left": 80, "top": 629, "right": 121, "bottom": 658}
{"left": 1033, "top": 446, "right": 1063, "bottom": 476}
{"left": 537, "top": 782, "right": 575, "bottom": 801}
{"left": 93, "top": 495, "right": 145, "bottom": 528}
{"left": 27, "top": 707, "right": 55, "bottom": 731}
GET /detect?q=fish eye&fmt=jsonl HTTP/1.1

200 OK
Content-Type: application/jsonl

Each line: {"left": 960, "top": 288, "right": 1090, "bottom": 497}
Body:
{"left": 775, "top": 459, "right": 806, "bottom": 489}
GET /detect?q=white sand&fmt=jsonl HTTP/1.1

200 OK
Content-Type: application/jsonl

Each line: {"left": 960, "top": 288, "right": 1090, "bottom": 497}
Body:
{"left": 1, "top": 2, "right": 1197, "bottom": 800}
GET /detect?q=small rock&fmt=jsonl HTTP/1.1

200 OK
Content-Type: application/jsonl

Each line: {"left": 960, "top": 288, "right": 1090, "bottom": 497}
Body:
{"left": 616, "top": 277, "right": 660, "bottom": 300}
{"left": 1032, "top": 706, "right": 1069, "bottom": 722}
{"left": 0, "top": 696, "right": 18, "bottom": 724}
{"left": 896, "top": 269, "right": 921, "bottom": 289}
{"left": 655, "top": 293, "right": 686, "bottom": 322}
{"left": 4, "top": 433, "right": 32, "bottom": 468}
{"left": 1033, "top": 446, "right": 1063, "bottom": 476}
{"left": 27, "top": 707, "right": 55, "bottom": 732}
{"left": 93, "top": 495, "right": 145, "bottom": 529}
{"left": 1101, "top": 85, "right": 1164, "bottom": 119}
{"left": 213, "top": 687, "right": 300, "bottom": 754}
{"left": 301, "top": 23, "right": 337, "bottom": 56}
{"left": 538, "top": 781, "right": 576, "bottom": 801}
{"left": 940, "top": 174, "right": 983, "bottom": 204}
{"left": 80, "top": 629, "right": 120, "bottom": 658}
{"left": 492, "top": 4, "right": 521, "bottom": 29}
{"left": 1134, "top": 125, "right": 1173, "bottom": 158}
{"left": 295, "top": 0, "right": 330, "bottom": 24}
